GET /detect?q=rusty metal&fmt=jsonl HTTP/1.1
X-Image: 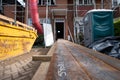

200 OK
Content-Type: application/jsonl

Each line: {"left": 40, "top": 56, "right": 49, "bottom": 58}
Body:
{"left": 45, "top": 39, "right": 120, "bottom": 80}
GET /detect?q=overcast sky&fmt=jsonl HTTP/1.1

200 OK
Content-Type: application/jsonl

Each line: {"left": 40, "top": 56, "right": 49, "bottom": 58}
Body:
{"left": 118, "top": 0, "right": 120, "bottom": 3}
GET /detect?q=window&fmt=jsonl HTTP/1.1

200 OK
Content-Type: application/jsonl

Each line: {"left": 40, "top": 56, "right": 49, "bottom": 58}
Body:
{"left": 79, "top": 0, "right": 93, "bottom": 5}
{"left": 38, "top": 0, "right": 55, "bottom": 6}
{"left": 113, "top": 0, "right": 118, "bottom": 7}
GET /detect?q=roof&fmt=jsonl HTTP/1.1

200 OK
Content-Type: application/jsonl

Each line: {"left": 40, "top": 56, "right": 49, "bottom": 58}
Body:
{"left": 87, "top": 9, "right": 113, "bottom": 14}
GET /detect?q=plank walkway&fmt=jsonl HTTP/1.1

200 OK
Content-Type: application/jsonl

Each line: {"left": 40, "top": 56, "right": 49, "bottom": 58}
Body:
{"left": 43, "top": 39, "right": 120, "bottom": 80}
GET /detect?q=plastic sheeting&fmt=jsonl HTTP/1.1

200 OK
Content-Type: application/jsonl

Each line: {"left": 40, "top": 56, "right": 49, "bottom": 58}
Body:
{"left": 89, "top": 36, "right": 120, "bottom": 59}
{"left": 43, "top": 23, "right": 54, "bottom": 47}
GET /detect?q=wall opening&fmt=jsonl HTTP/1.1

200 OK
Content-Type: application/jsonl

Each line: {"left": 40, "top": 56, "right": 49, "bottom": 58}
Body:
{"left": 55, "top": 22, "right": 64, "bottom": 40}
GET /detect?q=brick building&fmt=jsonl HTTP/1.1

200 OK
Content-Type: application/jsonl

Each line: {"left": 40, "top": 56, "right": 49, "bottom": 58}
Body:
{"left": 1, "top": 0, "right": 112, "bottom": 41}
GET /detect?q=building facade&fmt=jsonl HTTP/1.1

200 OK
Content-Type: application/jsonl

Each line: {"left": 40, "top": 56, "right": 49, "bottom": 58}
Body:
{"left": 1, "top": 0, "right": 112, "bottom": 42}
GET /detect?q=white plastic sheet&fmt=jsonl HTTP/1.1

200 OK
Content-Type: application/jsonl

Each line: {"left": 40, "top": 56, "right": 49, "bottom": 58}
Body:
{"left": 43, "top": 23, "right": 54, "bottom": 47}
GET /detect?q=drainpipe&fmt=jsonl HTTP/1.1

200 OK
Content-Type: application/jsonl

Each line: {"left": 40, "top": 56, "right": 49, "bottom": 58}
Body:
{"left": 46, "top": 0, "right": 48, "bottom": 23}
{"left": 14, "top": 0, "right": 17, "bottom": 24}
{"left": 101, "top": 0, "right": 104, "bottom": 9}
{"left": 0, "top": 0, "right": 2, "bottom": 13}
{"left": 75, "top": 0, "right": 78, "bottom": 17}
{"left": 110, "top": 0, "right": 112, "bottom": 9}
{"left": 25, "top": 0, "right": 28, "bottom": 24}
{"left": 74, "top": 0, "right": 77, "bottom": 43}
{"left": 93, "top": 0, "right": 96, "bottom": 9}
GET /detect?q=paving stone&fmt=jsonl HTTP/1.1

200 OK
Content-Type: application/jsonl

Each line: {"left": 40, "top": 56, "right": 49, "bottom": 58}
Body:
{"left": 5, "top": 65, "right": 10, "bottom": 70}
{"left": 11, "top": 64, "right": 18, "bottom": 73}
{"left": 0, "top": 71, "right": 3, "bottom": 79}
{"left": 12, "top": 72, "right": 19, "bottom": 79}
{"left": 3, "top": 77, "right": 12, "bottom": 80}
{"left": 14, "top": 76, "right": 28, "bottom": 80}
{"left": 28, "top": 73, "right": 34, "bottom": 78}
{"left": 27, "top": 62, "right": 33, "bottom": 68}
{"left": 17, "top": 67, "right": 26, "bottom": 75}
{"left": 3, "top": 73, "right": 11, "bottom": 80}
{"left": 0, "top": 48, "right": 49, "bottom": 80}
{"left": 24, "top": 67, "right": 33, "bottom": 72}
{"left": 24, "top": 59, "right": 31, "bottom": 63}
{"left": 0, "top": 66, "right": 3, "bottom": 70}
{"left": 15, "top": 62, "right": 21, "bottom": 68}
{"left": 19, "top": 61, "right": 27, "bottom": 66}
{"left": 4, "top": 69, "right": 11, "bottom": 74}
{"left": 0, "top": 69, "right": 3, "bottom": 74}
{"left": 29, "top": 61, "right": 35, "bottom": 65}
{"left": 20, "top": 70, "right": 32, "bottom": 76}
{"left": 23, "top": 65, "right": 30, "bottom": 71}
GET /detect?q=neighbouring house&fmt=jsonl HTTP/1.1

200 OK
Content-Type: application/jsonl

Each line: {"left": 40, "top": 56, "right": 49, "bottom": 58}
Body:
{"left": 113, "top": 6, "right": 120, "bottom": 18}
{"left": 74, "top": 0, "right": 112, "bottom": 43}
{"left": 112, "top": 0, "right": 120, "bottom": 18}
{"left": 1, "top": 0, "right": 113, "bottom": 42}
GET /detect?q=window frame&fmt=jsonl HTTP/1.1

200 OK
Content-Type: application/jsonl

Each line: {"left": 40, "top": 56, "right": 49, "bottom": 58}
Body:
{"left": 38, "top": 0, "right": 56, "bottom": 6}
{"left": 79, "top": 0, "right": 93, "bottom": 5}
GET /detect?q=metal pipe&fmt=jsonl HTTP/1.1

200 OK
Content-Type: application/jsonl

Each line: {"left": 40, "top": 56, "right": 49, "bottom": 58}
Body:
{"left": 93, "top": 0, "right": 96, "bottom": 9}
{"left": 101, "top": 0, "right": 104, "bottom": 9}
{"left": 14, "top": 0, "right": 17, "bottom": 24}
{"left": 0, "top": 0, "right": 2, "bottom": 12}
{"left": 46, "top": 0, "right": 48, "bottom": 23}
{"left": 25, "top": 0, "right": 28, "bottom": 24}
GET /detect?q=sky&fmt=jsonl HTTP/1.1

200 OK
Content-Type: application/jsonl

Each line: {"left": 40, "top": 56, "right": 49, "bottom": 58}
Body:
{"left": 118, "top": 0, "right": 120, "bottom": 3}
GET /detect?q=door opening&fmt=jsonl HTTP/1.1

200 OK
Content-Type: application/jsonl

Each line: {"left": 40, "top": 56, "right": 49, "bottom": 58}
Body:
{"left": 55, "top": 22, "right": 64, "bottom": 40}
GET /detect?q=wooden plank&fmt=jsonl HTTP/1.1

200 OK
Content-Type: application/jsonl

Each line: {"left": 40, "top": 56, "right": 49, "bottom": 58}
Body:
{"left": 32, "top": 55, "right": 52, "bottom": 62}
{"left": 0, "top": 14, "right": 14, "bottom": 22}
{"left": 32, "top": 62, "right": 50, "bottom": 80}
{"left": 0, "top": 14, "right": 35, "bottom": 31}
{"left": 45, "top": 39, "right": 120, "bottom": 80}
{"left": 32, "top": 42, "right": 57, "bottom": 80}
{"left": 16, "top": 21, "right": 35, "bottom": 30}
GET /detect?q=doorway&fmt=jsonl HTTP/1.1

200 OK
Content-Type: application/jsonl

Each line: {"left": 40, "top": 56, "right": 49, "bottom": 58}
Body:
{"left": 55, "top": 22, "right": 64, "bottom": 40}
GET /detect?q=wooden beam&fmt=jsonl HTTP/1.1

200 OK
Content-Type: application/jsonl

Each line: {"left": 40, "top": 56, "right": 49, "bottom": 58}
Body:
{"left": 32, "top": 62, "right": 50, "bottom": 80}
{"left": 32, "top": 55, "right": 52, "bottom": 62}
{"left": 31, "top": 42, "right": 57, "bottom": 80}
{"left": 46, "top": 39, "right": 120, "bottom": 80}
{"left": 0, "top": 14, "right": 35, "bottom": 31}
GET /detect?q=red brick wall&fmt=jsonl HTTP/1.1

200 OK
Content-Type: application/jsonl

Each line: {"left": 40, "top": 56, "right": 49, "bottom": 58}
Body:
{"left": 37, "top": 0, "right": 68, "bottom": 40}
{"left": 37, "top": 0, "right": 68, "bottom": 18}
{"left": 113, "top": 7, "right": 120, "bottom": 18}
{"left": 3, "top": 5, "right": 15, "bottom": 19}
{"left": 67, "top": 0, "right": 74, "bottom": 40}
{"left": 77, "top": 5, "right": 94, "bottom": 17}
{"left": 96, "top": 0, "right": 112, "bottom": 9}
